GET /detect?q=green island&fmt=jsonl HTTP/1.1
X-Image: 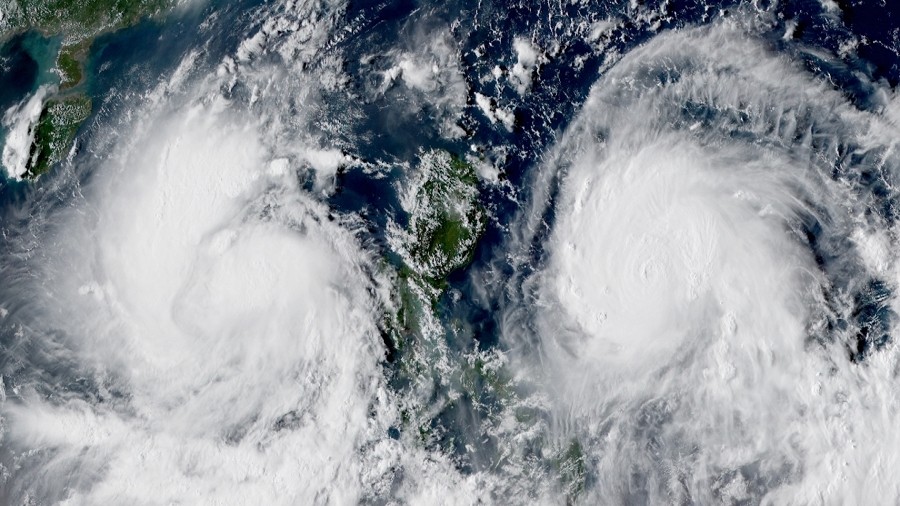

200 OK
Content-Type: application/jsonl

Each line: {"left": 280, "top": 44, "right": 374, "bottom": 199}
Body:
{"left": 1, "top": 0, "right": 173, "bottom": 178}
{"left": 385, "top": 149, "right": 487, "bottom": 355}
{"left": 402, "top": 149, "right": 486, "bottom": 287}
{"left": 380, "top": 148, "right": 486, "bottom": 406}
{"left": 382, "top": 150, "right": 586, "bottom": 502}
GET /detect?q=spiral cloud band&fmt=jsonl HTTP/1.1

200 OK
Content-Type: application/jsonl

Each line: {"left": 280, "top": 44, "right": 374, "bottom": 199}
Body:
{"left": 511, "top": 21, "right": 900, "bottom": 503}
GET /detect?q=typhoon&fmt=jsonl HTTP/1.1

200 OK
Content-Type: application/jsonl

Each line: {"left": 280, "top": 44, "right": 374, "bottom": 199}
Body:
{"left": 1, "top": 0, "right": 900, "bottom": 504}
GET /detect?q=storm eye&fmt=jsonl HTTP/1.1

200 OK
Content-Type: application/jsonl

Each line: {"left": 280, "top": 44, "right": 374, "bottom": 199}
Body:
{"left": 505, "top": 23, "right": 900, "bottom": 503}
{"left": 542, "top": 142, "right": 812, "bottom": 371}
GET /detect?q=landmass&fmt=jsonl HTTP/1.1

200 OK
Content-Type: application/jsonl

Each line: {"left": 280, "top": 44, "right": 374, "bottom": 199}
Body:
{"left": 0, "top": 0, "right": 173, "bottom": 179}
{"left": 386, "top": 149, "right": 486, "bottom": 355}
{"left": 382, "top": 150, "right": 586, "bottom": 501}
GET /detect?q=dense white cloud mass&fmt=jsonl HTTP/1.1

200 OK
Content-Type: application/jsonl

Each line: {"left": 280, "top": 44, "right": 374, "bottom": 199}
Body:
{"left": 507, "top": 21, "right": 900, "bottom": 503}
{"left": 2, "top": 75, "right": 395, "bottom": 506}
{"left": 1, "top": 85, "right": 51, "bottom": 181}
{"left": 509, "top": 37, "right": 539, "bottom": 95}
{"left": 0, "top": 1, "right": 490, "bottom": 504}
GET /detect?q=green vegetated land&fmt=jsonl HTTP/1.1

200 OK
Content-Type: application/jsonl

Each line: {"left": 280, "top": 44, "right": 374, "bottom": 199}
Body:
{"left": 404, "top": 150, "right": 485, "bottom": 287}
{"left": 27, "top": 95, "right": 91, "bottom": 176}
{"left": 386, "top": 149, "right": 486, "bottom": 353}
{"left": 4, "top": 0, "right": 172, "bottom": 41}
{"left": 381, "top": 149, "right": 486, "bottom": 395}
{"left": 1, "top": 0, "right": 173, "bottom": 178}
{"left": 382, "top": 150, "right": 587, "bottom": 502}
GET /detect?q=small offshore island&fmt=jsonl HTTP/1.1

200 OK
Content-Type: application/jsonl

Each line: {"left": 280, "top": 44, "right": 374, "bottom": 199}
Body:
{"left": 0, "top": 0, "right": 173, "bottom": 179}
